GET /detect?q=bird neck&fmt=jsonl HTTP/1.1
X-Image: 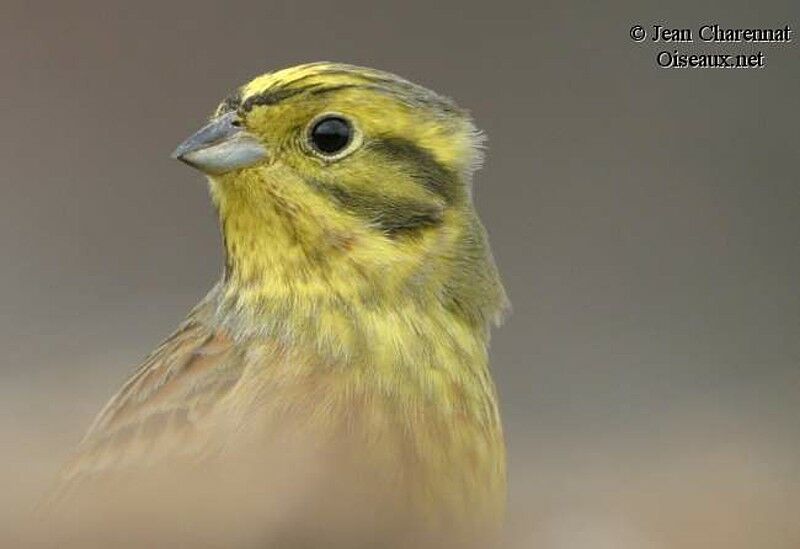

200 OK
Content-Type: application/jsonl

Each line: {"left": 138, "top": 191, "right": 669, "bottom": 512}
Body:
{"left": 204, "top": 168, "right": 507, "bottom": 531}
{"left": 206, "top": 165, "right": 505, "bottom": 355}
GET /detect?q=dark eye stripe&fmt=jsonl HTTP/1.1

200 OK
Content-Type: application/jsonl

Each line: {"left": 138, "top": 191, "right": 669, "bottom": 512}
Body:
{"left": 306, "top": 179, "right": 444, "bottom": 235}
{"left": 300, "top": 137, "right": 458, "bottom": 234}
{"left": 366, "top": 138, "right": 460, "bottom": 203}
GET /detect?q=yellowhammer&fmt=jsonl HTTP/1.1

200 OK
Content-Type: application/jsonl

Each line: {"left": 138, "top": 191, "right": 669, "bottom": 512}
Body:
{"left": 54, "top": 62, "right": 508, "bottom": 545}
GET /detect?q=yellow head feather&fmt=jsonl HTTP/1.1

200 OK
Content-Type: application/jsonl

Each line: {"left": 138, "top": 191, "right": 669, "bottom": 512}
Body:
{"left": 206, "top": 62, "right": 506, "bottom": 339}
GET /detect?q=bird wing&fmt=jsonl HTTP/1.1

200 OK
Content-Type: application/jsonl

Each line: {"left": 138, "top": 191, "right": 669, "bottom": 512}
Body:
{"left": 54, "top": 299, "right": 248, "bottom": 496}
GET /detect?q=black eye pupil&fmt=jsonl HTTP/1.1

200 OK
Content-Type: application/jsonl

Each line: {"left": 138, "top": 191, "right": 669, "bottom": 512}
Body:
{"left": 310, "top": 117, "right": 352, "bottom": 155}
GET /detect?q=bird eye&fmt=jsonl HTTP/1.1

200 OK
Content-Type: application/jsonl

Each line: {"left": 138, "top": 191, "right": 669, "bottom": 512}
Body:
{"left": 309, "top": 116, "right": 353, "bottom": 156}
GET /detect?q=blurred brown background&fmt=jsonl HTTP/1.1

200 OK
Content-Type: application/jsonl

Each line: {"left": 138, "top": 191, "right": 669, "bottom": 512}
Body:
{"left": 1, "top": 0, "right": 798, "bottom": 547}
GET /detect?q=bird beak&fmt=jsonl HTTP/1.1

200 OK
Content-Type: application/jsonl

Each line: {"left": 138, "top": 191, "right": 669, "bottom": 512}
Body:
{"left": 171, "top": 112, "right": 267, "bottom": 174}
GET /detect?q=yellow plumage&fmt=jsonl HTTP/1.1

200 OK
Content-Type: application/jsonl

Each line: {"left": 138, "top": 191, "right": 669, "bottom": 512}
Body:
{"left": 55, "top": 62, "right": 508, "bottom": 542}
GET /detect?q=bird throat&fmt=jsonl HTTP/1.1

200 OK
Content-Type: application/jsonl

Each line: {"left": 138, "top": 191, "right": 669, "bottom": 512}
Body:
{"left": 207, "top": 165, "right": 476, "bottom": 351}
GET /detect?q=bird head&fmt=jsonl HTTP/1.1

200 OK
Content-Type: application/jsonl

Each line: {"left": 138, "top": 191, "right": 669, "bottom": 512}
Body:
{"left": 173, "top": 63, "right": 505, "bottom": 328}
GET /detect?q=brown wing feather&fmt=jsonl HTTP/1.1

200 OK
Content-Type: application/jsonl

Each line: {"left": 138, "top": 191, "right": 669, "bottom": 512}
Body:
{"left": 53, "top": 300, "right": 248, "bottom": 498}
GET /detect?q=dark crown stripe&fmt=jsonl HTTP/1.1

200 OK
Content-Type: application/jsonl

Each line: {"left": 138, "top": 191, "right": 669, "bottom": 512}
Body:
{"left": 278, "top": 66, "right": 407, "bottom": 90}
{"left": 240, "top": 84, "right": 322, "bottom": 111}
{"left": 216, "top": 90, "right": 243, "bottom": 115}
{"left": 240, "top": 83, "right": 378, "bottom": 112}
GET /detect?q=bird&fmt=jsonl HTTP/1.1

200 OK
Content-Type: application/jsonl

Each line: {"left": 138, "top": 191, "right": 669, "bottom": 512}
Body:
{"left": 52, "top": 62, "right": 508, "bottom": 545}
